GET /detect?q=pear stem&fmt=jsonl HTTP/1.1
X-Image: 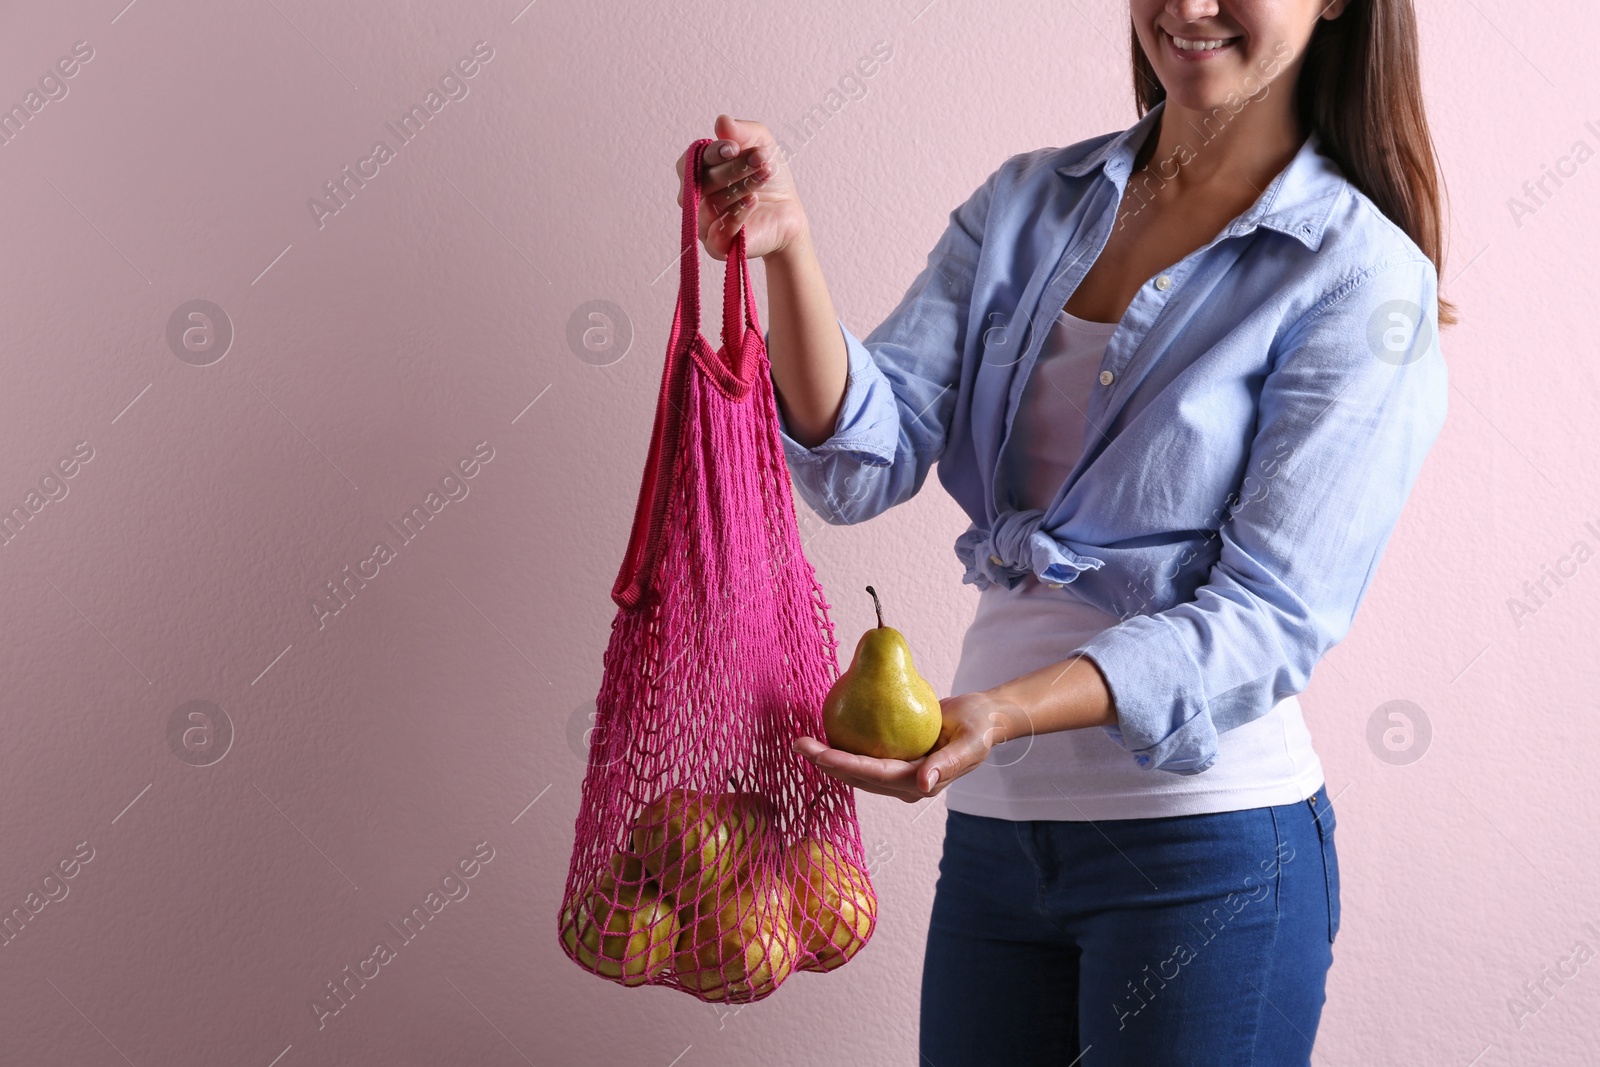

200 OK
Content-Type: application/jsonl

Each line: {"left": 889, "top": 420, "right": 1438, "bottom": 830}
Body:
{"left": 865, "top": 585, "right": 885, "bottom": 629}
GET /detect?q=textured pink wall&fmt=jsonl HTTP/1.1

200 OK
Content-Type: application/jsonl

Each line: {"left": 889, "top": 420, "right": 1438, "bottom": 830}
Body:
{"left": 0, "top": 1, "right": 1595, "bottom": 1064}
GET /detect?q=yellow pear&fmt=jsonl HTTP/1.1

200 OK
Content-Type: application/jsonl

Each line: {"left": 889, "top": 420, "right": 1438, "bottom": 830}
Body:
{"left": 559, "top": 849, "right": 679, "bottom": 986}
{"left": 821, "top": 586, "right": 942, "bottom": 760}
{"left": 789, "top": 837, "right": 876, "bottom": 972}
{"left": 700, "top": 793, "right": 774, "bottom": 902}
{"left": 671, "top": 875, "right": 798, "bottom": 1003}
{"left": 632, "top": 787, "right": 741, "bottom": 902}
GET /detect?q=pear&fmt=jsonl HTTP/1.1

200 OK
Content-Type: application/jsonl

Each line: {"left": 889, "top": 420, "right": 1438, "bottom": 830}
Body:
{"left": 632, "top": 787, "right": 741, "bottom": 903}
{"left": 712, "top": 790, "right": 774, "bottom": 871}
{"left": 821, "top": 586, "right": 942, "bottom": 760}
{"left": 559, "top": 849, "right": 679, "bottom": 986}
{"left": 671, "top": 875, "right": 799, "bottom": 1003}
{"left": 789, "top": 837, "right": 876, "bottom": 972}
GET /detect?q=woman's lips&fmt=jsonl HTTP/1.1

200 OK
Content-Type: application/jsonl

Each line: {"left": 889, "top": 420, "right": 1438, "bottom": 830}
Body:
{"left": 1162, "top": 27, "right": 1241, "bottom": 61}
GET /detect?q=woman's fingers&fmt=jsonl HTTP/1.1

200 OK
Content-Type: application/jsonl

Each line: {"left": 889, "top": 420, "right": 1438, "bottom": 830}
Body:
{"left": 707, "top": 146, "right": 771, "bottom": 198}
{"left": 918, "top": 727, "right": 987, "bottom": 793}
{"left": 792, "top": 735, "right": 938, "bottom": 801}
{"left": 794, "top": 737, "right": 920, "bottom": 779}
{"left": 816, "top": 766, "right": 923, "bottom": 802}
{"left": 676, "top": 137, "right": 766, "bottom": 217}
{"left": 854, "top": 780, "right": 927, "bottom": 803}
{"left": 793, "top": 736, "right": 829, "bottom": 760}
{"left": 703, "top": 152, "right": 771, "bottom": 230}
{"left": 703, "top": 115, "right": 770, "bottom": 182}
{"left": 715, "top": 190, "right": 758, "bottom": 240}
{"left": 702, "top": 140, "right": 759, "bottom": 185}
{"left": 695, "top": 151, "right": 769, "bottom": 245}
{"left": 815, "top": 749, "right": 916, "bottom": 780}
{"left": 674, "top": 116, "right": 809, "bottom": 261}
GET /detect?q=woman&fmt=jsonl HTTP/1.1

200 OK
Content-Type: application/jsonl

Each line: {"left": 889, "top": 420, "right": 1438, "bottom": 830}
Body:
{"left": 680, "top": 0, "right": 1450, "bottom": 1061}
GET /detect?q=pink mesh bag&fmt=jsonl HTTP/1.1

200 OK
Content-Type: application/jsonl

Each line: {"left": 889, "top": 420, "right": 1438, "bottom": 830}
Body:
{"left": 558, "top": 138, "right": 877, "bottom": 1002}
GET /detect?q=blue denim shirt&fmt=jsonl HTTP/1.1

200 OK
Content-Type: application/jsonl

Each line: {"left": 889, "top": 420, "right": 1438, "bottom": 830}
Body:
{"left": 768, "top": 100, "right": 1449, "bottom": 776}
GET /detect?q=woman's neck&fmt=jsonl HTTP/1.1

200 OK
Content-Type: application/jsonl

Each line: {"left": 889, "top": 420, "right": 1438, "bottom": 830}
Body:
{"left": 1136, "top": 94, "right": 1306, "bottom": 196}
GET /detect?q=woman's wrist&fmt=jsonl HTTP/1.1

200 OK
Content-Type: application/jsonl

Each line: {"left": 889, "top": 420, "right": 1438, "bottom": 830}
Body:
{"left": 987, "top": 693, "right": 1035, "bottom": 748}
{"left": 763, "top": 218, "right": 814, "bottom": 271}
{"left": 982, "top": 654, "right": 1118, "bottom": 738}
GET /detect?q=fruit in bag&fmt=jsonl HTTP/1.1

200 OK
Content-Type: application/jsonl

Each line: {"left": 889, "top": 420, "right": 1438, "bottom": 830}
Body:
{"left": 559, "top": 850, "right": 679, "bottom": 986}
{"left": 672, "top": 876, "right": 799, "bottom": 1002}
{"left": 789, "top": 836, "right": 875, "bottom": 972}
{"left": 707, "top": 790, "right": 776, "bottom": 889}
{"left": 633, "top": 787, "right": 776, "bottom": 904}
{"left": 632, "top": 788, "right": 740, "bottom": 900}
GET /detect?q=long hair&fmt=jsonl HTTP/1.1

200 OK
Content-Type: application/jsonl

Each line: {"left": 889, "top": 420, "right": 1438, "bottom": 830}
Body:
{"left": 1131, "top": 1, "right": 1457, "bottom": 326}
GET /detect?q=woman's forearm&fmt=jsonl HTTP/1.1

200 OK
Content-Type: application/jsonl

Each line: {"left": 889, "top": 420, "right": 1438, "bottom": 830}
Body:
{"left": 762, "top": 225, "right": 850, "bottom": 449}
{"left": 984, "top": 654, "right": 1118, "bottom": 739}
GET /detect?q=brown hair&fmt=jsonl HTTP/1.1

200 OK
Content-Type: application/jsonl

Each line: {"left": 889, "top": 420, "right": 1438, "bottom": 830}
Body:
{"left": 1131, "top": 1, "right": 1457, "bottom": 326}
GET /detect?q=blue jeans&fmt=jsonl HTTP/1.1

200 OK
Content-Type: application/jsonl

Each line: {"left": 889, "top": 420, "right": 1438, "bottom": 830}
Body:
{"left": 920, "top": 788, "right": 1339, "bottom": 1065}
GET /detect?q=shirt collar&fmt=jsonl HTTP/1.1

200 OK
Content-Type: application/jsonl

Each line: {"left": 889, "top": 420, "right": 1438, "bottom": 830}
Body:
{"left": 1054, "top": 98, "right": 1345, "bottom": 252}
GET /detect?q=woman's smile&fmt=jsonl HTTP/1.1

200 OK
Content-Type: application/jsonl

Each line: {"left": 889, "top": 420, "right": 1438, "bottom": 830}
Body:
{"left": 1161, "top": 26, "right": 1243, "bottom": 61}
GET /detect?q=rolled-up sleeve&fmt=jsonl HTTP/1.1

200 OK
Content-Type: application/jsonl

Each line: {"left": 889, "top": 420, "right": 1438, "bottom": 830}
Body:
{"left": 767, "top": 165, "right": 998, "bottom": 526}
{"left": 1068, "top": 256, "right": 1450, "bottom": 774}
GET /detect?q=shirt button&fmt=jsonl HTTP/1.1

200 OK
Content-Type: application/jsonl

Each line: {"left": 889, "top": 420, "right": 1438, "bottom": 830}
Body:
{"left": 1154, "top": 274, "right": 1172, "bottom": 290}
{"left": 1136, "top": 755, "right": 1151, "bottom": 766}
{"left": 1098, "top": 369, "right": 1114, "bottom": 386}
{"left": 989, "top": 554, "right": 1003, "bottom": 565}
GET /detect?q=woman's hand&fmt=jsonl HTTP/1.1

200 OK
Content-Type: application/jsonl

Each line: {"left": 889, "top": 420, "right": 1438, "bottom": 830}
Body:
{"left": 676, "top": 114, "right": 808, "bottom": 263}
{"left": 792, "top": 691, "right": 1033, "bottom": 804}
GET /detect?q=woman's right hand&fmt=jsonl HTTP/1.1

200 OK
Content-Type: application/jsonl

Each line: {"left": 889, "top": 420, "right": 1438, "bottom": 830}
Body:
{"left": 676, "top": 114, "right": 808, "bottom": 263}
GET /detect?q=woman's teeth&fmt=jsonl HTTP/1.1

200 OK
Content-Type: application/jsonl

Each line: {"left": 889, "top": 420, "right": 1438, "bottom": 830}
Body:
{"left": 1171, "top": 34, "right": 1236, "bottom": 51}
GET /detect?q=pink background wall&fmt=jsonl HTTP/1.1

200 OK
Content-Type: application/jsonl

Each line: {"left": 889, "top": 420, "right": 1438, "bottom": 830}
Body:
{"left": 1, "top": 1, "right": 1595, "bottom": 1063}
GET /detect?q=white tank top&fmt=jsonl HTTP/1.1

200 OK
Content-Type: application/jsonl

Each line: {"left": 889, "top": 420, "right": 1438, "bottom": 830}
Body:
{"left": 945, "top": 308, "right": 1324, "bottom": 821}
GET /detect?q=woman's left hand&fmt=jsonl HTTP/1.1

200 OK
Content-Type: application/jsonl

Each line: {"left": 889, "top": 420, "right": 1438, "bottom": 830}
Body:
{"left": 792, "top": 690, "right": 1031, "bottom": 804}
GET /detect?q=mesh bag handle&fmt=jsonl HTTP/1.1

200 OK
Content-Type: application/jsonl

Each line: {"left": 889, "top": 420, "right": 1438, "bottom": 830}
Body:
{"left": 611, "top": 137, "right": 763, "bottom": 612}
